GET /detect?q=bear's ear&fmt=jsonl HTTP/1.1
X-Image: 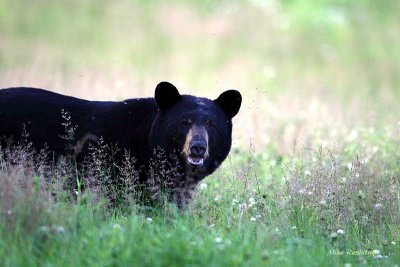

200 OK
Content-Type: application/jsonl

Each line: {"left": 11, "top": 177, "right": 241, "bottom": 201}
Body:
{"left": 155, "top": 81, "right": 182, "bottom": 110}
{"left": 214, "top": 90, "right": 242, "bottom": 119}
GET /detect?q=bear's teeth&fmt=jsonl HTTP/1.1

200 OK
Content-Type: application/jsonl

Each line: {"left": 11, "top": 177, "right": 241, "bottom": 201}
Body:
{"left": 187, "top": 157, "right": 204, "bottom": 166}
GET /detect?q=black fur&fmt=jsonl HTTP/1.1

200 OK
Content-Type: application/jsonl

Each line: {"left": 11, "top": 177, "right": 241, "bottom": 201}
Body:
{"left": 0, "top": 81, "right": 241, "bottom": 207}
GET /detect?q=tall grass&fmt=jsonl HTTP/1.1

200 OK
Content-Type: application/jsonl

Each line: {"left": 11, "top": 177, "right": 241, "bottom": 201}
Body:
{"left": 0, "top": 124, "right": 399, "bottom": 266}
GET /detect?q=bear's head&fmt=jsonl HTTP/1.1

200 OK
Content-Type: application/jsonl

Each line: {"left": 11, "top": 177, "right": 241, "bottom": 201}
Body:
{"left": 148, "top": 81, "right": 241, "bottom": 181}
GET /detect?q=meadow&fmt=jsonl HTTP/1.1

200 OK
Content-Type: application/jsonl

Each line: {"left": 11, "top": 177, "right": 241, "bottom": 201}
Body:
{"left": 0, "top": 0, "right": 399, "bottom": 266}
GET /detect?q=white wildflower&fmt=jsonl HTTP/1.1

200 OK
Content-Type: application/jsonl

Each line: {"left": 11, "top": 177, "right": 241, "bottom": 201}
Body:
{"left": 347, "top": 162, "right": 352, "bottom": 170}
{"left": 337, "top": 229, "right": 344, "bottom": 235}
{"left": 372, "top": 249, "right": 380, "bottom": 256}
{"left": 55, "top": 226, "right": 65, "bottom": 234}
{"left": 146, "top": 217, "right": 153, "bottom": 223}
{"left": 215, "top": 237, "right": 223, "bottom": 243}
{"left": 250, "top": 217, "right": 256, "bottom": 222}
{"left": 199, "top": 183, "right": 208, "bottom": 190}
{"left": 373, "top": 203, "right": 383, "bottom": 211}
{"left": 304, "top": 170, "right": 311, "bottom": 176}
{"left": 391, "top": 241, "right": 396, "bottom": 245}
{"left": 248, "top": 197, "right": 256, "bottom": 207}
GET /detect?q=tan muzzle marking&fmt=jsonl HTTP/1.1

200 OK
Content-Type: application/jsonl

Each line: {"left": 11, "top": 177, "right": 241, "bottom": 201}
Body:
{"left": 182, "top": 124, "right": 209, "bottom": 158}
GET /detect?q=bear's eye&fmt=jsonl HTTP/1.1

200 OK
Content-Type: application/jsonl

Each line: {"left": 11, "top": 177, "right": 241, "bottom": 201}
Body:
{"left": 180, "top": 119, "right": 191, "bottom": 127}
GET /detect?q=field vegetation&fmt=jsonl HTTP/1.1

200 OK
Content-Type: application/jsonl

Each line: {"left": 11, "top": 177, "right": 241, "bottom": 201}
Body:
{"left": 0, "top": 0, "right": 399, "bottom": 266}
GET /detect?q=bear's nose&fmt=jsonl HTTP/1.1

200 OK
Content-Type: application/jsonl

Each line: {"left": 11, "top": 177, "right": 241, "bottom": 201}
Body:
{"left": 189, "top": 141, "right": 207, "bottom": 158}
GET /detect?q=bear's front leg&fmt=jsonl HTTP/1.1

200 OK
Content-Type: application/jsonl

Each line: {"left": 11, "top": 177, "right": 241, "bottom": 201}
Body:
{"left": 173, "top": 183, "right": 197, "bottom": 210}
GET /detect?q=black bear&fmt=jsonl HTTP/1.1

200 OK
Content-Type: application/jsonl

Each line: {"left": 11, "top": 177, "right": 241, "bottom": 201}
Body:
{"left": 0, "top": 81, "right": 241, "bottom": 207}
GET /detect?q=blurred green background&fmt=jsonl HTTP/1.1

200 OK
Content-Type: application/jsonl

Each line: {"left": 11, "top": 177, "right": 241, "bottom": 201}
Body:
{"left": 1, "top": 0, "right": 399, "bottom": 152}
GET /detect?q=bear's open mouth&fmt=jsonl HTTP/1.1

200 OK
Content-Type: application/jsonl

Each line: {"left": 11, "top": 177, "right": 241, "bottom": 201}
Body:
{"left": 187, "top": 156, "right": 204, "bottom": 166}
